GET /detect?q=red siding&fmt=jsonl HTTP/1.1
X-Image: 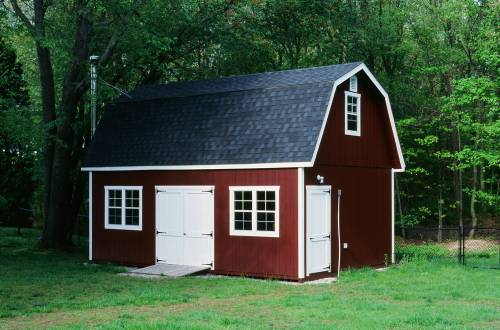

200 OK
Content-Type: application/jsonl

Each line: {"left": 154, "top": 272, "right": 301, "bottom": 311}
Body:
{"left": 92, "top": 169, "right": 298, "bottom": 280}
{"left": 315, "top": 72, "right": 401, "bottom": 169}
{"left": 304, "top": 166, "right": 391, "bottom": 271}
{"left": 304, "top": 71, "right": 395, "bottom": 273}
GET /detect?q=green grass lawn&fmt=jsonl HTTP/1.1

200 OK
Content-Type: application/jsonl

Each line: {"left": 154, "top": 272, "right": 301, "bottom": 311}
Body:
{"left": 1, "top": 228, "right": 499, "bottom": 329}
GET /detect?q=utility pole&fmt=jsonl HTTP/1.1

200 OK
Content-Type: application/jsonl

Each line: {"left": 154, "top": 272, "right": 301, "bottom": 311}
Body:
{"left": 90, "top": 55, "right": 99, "bottom": 138}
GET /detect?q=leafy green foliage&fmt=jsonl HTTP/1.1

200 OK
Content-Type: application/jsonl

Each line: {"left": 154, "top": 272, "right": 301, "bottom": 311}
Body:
{"left": 0, "top": 32, "right": 39, "bottom": 226}
{"left": 2, "top": 0, "right": 498, "bottom": 233}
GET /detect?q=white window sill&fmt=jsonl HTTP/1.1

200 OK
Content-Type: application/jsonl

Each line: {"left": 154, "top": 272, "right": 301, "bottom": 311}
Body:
{"left": 345, "top": 130, "right": 361, "bottom": 136}
{"left": 104, "top": 224, "right": 143, "bottom": 231}
{"left": 229, "top": 230, "right": 279, "bottom": 238}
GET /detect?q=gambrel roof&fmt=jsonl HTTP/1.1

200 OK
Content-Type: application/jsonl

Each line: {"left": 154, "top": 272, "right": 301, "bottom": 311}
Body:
{"left": 82, "top": 62, "right": 404, "bottom": 171}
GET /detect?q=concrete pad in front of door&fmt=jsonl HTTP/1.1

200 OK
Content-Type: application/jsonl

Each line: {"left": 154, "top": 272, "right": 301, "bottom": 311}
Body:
{"left": 126, "top": 264, "right": 210, "bottom": 278}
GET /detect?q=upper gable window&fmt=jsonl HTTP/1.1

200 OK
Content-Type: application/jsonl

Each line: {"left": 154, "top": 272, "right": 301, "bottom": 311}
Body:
{"left": 349, "top": 75, "right": 358, "bottom": 92}
{"left": 345, "top": 91, "right": 361, "bottom": 136}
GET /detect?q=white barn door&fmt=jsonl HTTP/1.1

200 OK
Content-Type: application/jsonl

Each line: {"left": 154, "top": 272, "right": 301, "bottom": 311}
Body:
{"left": 306, "top": 186, "right": 331, "bottom": 275}
{"left": 156, "top": 186, "right": 214, "bottom": 268}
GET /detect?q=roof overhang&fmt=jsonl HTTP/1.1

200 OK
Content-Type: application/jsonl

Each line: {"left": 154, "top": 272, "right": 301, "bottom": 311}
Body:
{"left": 81, "top": 162, "right": 313, "bottom": 172}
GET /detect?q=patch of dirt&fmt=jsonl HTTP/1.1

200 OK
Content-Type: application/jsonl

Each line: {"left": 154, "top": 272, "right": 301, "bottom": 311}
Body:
{"left": 442, "top": 239, "right": 499, "bottom": 251}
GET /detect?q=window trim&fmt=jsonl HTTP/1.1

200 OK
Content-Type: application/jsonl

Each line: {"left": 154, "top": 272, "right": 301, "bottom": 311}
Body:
{"left": 349, "top": 75, "right": 358, "bottom": 93}
{"left": 345, "top": 91, "right": 361, "bottom": 136}
{"left": 104, "top": 186, "right": 143, "bottom": 231}
{"left": 229, "top": 186, "right": 280, "bottom": 238}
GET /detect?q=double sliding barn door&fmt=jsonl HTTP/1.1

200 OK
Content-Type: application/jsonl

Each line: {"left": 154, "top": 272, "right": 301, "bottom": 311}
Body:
{"left": 155, "top": 186, "right": 214, "bottom": 267}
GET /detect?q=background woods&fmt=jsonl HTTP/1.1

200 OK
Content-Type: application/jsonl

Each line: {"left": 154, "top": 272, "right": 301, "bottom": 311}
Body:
{"left": 0, "top": 0, "right": 498, "bottom": 247}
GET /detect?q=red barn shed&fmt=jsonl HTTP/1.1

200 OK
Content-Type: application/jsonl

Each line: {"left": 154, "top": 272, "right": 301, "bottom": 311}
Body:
{"left": 82, "top": 62, "right": 404, "bottom": 281}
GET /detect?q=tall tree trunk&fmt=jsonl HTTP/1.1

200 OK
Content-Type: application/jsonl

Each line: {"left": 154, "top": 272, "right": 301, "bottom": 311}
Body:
{"left": 469, "top": 165, "right": 478, "bottom": 238}
{"left": 32, "top": 0, "right": 58, "bottom": 245}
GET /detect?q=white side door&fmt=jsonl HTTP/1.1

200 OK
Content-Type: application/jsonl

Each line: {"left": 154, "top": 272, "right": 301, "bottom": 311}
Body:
{"left": 306, "top": 186, "right": 331, "bottom": 275}
{"left": 156, "top": 186, "right": 214, "bottom": 267}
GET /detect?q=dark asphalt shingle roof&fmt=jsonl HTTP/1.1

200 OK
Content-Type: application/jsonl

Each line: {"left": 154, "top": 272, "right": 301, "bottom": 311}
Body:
{"left": 83, "top": 62, "right": 362, "bottom": 168}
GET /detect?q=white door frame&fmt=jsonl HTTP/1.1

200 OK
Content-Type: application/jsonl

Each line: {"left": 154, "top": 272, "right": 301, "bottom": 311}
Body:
{"left": 155, "top": 185, "right": 215, "bottom": 269}
{"left": 306, "top": 185, "right": 331, "bottom": 276}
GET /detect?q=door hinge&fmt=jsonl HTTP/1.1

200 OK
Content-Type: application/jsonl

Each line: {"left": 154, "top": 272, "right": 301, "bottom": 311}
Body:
{"left": 156, "top": 258, "right": 166, "bottom": 263}
{"left": 322, "top": 264, "right": 331, "bottom": 270}
{"left": 324, "top": 234, "right": 330, "bottom": 239}
{"left": 202, "top": 188, "right": 214, "bottom": 194}
{"left": 323, "top": 189, "right": 331, "bottom": 194}
{"left": 202, "top": 261, "right": 213, "bottom": 267}
{"left": 156, "top": 230, "right": 166, "bottom": 235}
{"left": 202, "top": 231, "right": 213, "bottom": 237}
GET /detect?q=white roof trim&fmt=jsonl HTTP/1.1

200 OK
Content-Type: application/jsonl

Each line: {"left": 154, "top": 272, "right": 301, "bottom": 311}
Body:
{"left": 310, "top": 63, "right": 405, "bottom": 171}
{"left": 81, "top": 162, "right": 312, "bottom": 172}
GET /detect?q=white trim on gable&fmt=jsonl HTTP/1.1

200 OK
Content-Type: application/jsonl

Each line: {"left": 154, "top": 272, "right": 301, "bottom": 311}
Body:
{"left": 310, "top": 63, "right": 405, "bottom": 171}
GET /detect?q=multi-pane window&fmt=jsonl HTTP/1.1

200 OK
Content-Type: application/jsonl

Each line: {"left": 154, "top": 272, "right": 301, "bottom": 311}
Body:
{"left": 105, "top": 186, "right": 142, "bottom": 230}
{"left": 234, "top": 191, "right": 252, "bottom": 230}
{"left": 256, "top": 191, "right": 275, "bottom": 231}
{"left": 345, "top": 91, "right": 361, "bottom": 136}
{"left": 108, "top": 189, "right": 122, "bottom": 225}
{"left": 125, "top": 190, "right": 140, "bottom": 226}
{"left": 230, "top": 187, "right": 279, "bottom": 237}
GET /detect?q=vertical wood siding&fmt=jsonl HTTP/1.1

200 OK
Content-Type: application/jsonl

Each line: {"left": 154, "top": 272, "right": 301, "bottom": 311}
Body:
{"left": 92, "top": 168, "right": 298, "bottom": 280}
{"left": 315, "top": 72, "right": 401, "bottom": 169}
{"left": 304, "top": 72, "right": 395, "bottom": 274}
{"left": 304, "top": 166, "right": 391, "bottom": 271}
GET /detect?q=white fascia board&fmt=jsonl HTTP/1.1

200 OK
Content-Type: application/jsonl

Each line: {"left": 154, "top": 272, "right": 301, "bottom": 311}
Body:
{"left": 81, "top": 162, "right": 312, "bottom": 172}
{"left": 310, "top": 63, "right": 405, "bottom": 171}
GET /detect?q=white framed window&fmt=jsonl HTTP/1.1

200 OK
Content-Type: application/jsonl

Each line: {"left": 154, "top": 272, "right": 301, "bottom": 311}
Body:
{"left": 229, "top": 186, "right": 280, "bottom": 237}
{"left": 345, "top": 91, "right": 361, "bottom": 136}
{"left": 349, "top": 75, "right": 358, "bottom": 92}
{"left": 104, "top": 186, "right": 143, "bottom": 230}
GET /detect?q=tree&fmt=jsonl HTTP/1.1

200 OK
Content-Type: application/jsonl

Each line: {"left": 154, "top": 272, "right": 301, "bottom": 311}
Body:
{"left": 5, "top": 0, "right": 237, "bottom": 247}
{"left": 0, "top": 32, "right": 37, "bottom": 230}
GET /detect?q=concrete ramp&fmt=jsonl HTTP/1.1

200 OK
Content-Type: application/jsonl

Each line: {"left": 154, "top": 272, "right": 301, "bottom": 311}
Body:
{"left": 128, "top": 264, "right": 210, "bottom": 277}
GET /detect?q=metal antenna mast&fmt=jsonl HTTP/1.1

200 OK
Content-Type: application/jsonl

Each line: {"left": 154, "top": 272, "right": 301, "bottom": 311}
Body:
{"left": 90, "top": 55, "right": 99, "bottom": 138}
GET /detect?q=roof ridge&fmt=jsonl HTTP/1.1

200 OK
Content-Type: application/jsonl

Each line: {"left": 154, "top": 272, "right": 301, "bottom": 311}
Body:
{"left": 150, "top": 61, "right": 362, "bottom": 88}
{"left": 119, "top": 79, "right": 336, "bottom": 104}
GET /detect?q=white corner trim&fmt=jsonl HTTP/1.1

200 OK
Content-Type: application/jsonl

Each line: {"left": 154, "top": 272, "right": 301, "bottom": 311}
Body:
{"left": 81, "top": 162, "right": 312, "bottom": 172}
{"left": 311, "top": 63, "right": 405, "bottom": 170}
{"left": 88, "top": 172, "right": 92, "bottom": 261}
{"left": 297, "top": 168, "right": 305, "bottom": 279}
{"left": 391, "top": 169, "right": 395, "bottom": 264}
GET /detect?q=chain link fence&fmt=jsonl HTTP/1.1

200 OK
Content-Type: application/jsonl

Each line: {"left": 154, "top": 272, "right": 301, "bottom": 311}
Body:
{"left": 395, "top": 227, "right": 499, "bottom": 269}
